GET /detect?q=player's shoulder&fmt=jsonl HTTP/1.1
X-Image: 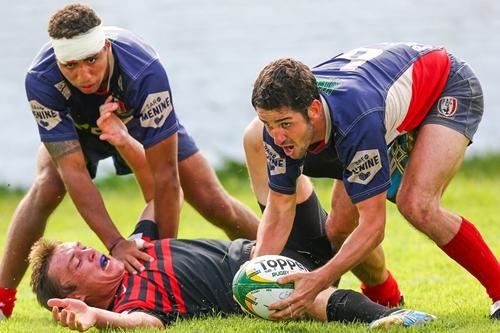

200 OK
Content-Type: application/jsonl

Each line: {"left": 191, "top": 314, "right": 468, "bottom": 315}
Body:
{"left": 26, "top": 42, "right": 63, "bottom": 86}
{"left": 107, "top": 27, "right": 163, "bottom": 79}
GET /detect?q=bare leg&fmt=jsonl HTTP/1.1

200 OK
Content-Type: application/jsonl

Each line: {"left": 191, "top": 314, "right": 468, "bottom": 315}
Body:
{"left": 178, "top": 152, "right": 259, "bottom": 240}
{"left": 397, "top": 124, "right": 500, "bottom": 303}
{"left": 0, "top": 146, "right": 66, "bottom": 288}
{"left": 397, "top": 124, "right": 467, "bottom": 243}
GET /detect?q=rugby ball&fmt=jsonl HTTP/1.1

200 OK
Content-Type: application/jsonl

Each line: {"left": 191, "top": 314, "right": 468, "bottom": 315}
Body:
{"left": 232, "top": 255, "right": 308, "bottom": 320}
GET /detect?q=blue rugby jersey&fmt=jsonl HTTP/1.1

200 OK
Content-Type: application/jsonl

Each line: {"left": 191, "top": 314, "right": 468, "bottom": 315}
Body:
{"left": 26, "top": 27, "right": 178, "bottom": 149}
{"left": 264, "top": 42, "right": 451, "bottom": 203}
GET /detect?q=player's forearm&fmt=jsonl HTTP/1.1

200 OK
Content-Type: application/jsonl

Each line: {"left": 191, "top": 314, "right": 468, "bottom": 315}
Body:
{"left": 63, "top": 171, "right": 123, "bottom": 248}
{"left": 145, "top": 134, "right": 180, "bottom": 239}
{"left": 114, "top": 137, "right": 154, "bottom": 202}
{"left": 92, "top": 307, "right": 163, "bottom": 329}
{"left": 253, "top": 193, "right": 296, "bottom": 257}
{"left": 318, "top": 196, "right": 386, "bottom": 285}
{"left": 45, "top": 140, "right": 123, "bottom": 249}
{"left": 154, "top": 174, "right": 181, "bottom": 238}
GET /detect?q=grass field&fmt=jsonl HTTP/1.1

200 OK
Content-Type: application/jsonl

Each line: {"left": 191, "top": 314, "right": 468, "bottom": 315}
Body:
{"left": 0, "top": 155, "right": 499, "bottom": 332}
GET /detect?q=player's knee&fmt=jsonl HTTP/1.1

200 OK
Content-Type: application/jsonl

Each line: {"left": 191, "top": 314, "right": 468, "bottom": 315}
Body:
{"left": 198, "top": 191, "right": 236, "bottom": 226}
{"left": 325, "top": 215, "right": 355, "bottom": 247}
{"left": 396, "top": 190, "right": 437, "bottom": 232}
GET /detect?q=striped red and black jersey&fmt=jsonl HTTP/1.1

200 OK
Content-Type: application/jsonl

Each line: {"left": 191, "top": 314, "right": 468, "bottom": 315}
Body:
{"left": 111, "top": 238, "right": 252, "bottom": 325}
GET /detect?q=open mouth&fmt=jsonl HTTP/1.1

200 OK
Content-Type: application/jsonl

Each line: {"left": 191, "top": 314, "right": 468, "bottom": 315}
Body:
{"left": 100, "top": 255, "right": 110, "bottom": 270}
{"left": 282, "top": 145, "right": 294, "bottom": 156}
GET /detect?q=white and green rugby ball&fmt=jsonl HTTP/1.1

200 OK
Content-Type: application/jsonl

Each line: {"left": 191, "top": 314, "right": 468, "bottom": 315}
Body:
{"left": 232, "top": 255, "right": 309, "bottom": 320}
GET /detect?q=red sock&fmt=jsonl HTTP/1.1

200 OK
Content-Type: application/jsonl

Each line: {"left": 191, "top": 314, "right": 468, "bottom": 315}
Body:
{"left": 0, "top": 288, "right": 17, "bottom": 319}
{"left": 360, "top": 271, "right": 402, "bottom": 307}
{"left": 441, "top": 217, "right": 500, "bottom": 302}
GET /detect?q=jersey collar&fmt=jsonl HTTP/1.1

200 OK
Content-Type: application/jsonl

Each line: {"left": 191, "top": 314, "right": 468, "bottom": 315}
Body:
{"left": 308, "top": 94, "right": 332, "bottom": 154}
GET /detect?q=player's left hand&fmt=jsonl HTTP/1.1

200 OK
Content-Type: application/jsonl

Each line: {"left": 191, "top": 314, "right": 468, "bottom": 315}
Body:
{"left": 48, "top": 298, "right": 97, "bottom": 331}
{"left": 268, "top": 270, "right": 329, "bottom": 320}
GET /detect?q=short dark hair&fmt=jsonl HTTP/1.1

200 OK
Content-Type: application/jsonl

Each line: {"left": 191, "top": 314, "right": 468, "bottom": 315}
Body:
{"left": 48, "top": 3, "right": 101, "bottom": 39}
{"left": 251, "top": 58, "right": 319, "bottom": 117}
{"left": 29, "top": 239, "right": 76, "bottom": 310}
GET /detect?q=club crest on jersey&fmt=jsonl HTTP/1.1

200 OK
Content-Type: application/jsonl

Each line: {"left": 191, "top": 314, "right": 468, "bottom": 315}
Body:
{"left": 264, "top": 143, "right": 286, "bottom": 176}
{"left": 347, "top": 149, "right": 381, "bottom": 185}
{"left": 30, "top": 100, "right": 62, "bottom": 131}
{"left": 437, "top": 96, "right": 458, "bottom": 117}
{"left": 140, "top": 91, "right": 172, "bottom": 128}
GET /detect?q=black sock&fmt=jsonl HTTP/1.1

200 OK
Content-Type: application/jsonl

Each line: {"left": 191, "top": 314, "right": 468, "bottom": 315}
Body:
{"left": 129, "top": 219, "right": 159, "bottom": 241}
{"left": 258, "top": 191, "right": 336, "bottom": 274}
{"left": 327, "top": 289, "right": 398, "bottom": 323}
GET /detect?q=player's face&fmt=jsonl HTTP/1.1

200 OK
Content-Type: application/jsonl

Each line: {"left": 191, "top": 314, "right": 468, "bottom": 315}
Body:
{"left": 257, "top": 107, "right": 315, "bottom": 159}
{"left": 49, "top": 242, "right": 124, "bottom": 306}
{"left": 57, "top": 45, "right": 110, "bottom": 94}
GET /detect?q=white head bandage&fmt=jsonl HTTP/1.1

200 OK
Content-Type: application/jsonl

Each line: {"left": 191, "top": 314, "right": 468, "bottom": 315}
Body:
{"left": 50, "top": 24, "right": 106, "bottom": 64}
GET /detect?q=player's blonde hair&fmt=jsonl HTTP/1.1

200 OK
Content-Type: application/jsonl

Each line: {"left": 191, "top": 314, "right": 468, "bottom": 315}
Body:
{"left": 29, "top": 238, "right": 76, "bottom": 310}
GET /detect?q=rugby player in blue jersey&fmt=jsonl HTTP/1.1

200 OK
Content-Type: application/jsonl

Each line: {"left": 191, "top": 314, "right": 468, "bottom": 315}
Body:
{"left": 28, "top": 201, "right": 436, "bottom": 331}
{"left": 0, "top": 3, "right": 259, "bottom": 319}
{"left": 244, "top": 44, "right": 500, "bottom": 319}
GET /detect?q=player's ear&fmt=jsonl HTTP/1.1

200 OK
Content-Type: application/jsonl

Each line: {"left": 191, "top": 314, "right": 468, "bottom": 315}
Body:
{"left": 307, "top": 99, "right": 322, "bottom": 120}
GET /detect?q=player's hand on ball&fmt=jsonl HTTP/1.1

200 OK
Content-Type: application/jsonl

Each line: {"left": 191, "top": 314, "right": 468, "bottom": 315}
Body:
{"left": 48, "top": 298, "right": 97, "bottom": 331}
{"left": 269, "top": 270, "right": 328, "bottom": 320}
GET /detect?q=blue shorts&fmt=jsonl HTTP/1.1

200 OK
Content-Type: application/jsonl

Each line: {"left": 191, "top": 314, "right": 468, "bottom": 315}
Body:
{"left": 422, "top": 53, "right": 484, "bottom": 141}
{"left": 79, "top": 122, "right": 199, "bottom": 179}
{"left": 387, "top": 54, "right": 484, "bottom": 200}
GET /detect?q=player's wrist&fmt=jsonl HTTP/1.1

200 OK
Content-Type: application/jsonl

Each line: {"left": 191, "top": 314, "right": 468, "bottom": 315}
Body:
{"left": 108, "top": 236, "right": 126, "bottom": 254}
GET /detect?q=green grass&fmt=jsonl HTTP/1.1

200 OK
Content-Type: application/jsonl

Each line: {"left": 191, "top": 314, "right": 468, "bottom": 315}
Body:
{"left": 0, "top": 155, "right": 499, "bottom": 332}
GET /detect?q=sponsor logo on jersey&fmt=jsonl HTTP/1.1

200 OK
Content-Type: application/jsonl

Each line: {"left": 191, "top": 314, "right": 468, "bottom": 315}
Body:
{"left": 347, "top": 149, "right": 381, "bottom": 185}
{"left": 30, "top": 100, "right": 62, "bottom": 130}
{"left": 54, "top": 81, "right": 72, "bottom": 100}
{"left": 315, "top": 76, "right": 342, "bottom": 95}
{"left": 437, "top": 96, "right": 458, "bottom": 117}
{"left": 140, "top": 91, "right": 172, "bottom": 128}
{"left": 264, "top": 143, "right": 286, "bottom": 176}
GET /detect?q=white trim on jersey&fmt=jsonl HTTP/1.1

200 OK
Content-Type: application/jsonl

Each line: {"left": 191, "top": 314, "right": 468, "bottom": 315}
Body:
{"left": 320, "top": 95, "right": 332, "bottom": 144}
{"left": 384, "top": 65, "right": 413, "bottom": 143}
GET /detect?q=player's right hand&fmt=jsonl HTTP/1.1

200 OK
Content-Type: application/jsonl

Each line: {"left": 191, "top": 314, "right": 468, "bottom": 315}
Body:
{"left": 110, "top": 239, "right": 154, "bottom": 274}
{"left": 97, "top": 96, "right": 129, "bottom": 147}
{"left": 48, "top": 298, "right": 96, "bottom": 332}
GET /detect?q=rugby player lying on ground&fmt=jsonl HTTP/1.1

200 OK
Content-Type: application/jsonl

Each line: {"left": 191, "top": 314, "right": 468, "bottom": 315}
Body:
{"left": 29, "top": 203, "right": 435, "bottom": 331}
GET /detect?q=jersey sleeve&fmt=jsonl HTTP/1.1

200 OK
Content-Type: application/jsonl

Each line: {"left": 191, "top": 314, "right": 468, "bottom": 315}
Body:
{"left": 25, "top": 73, "right": 78, "bottom": 142}
{"left": 129, "top": 60, "right": 179, "bottom": 149}
{"left": 337, "top": 112, "right": 391, "bottom": 203}
{"left": 263, "top": 128, "right": 304, "bottom": 195}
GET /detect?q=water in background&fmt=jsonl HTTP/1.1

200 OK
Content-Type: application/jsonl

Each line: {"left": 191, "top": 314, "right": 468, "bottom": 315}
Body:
{"left": 1, "top": 0, "right": 499, "bottom": 187}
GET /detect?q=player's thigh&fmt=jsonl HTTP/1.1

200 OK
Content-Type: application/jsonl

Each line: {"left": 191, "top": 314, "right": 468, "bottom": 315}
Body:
{"left": 178, "top": 152, "right": 227, "bottom": 206}
{"left": 243, "top": 117, "right": 269, "bottom": 203}
{"left": 326, "top": 181, "right": 359, "bottom": 239}
{"left": 399, "top": 124, "right": 469, "bottom": 202}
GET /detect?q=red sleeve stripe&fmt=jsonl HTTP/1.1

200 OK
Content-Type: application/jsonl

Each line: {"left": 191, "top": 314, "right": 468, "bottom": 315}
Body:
{"left": 161, "top": 239, "right": 187, "bottom": 314}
